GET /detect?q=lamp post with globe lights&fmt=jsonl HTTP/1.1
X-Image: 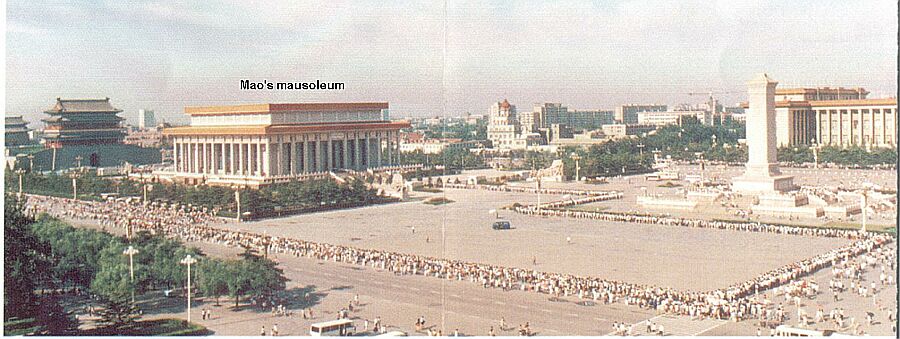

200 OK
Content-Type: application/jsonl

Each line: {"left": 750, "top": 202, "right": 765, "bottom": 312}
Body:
{"left": 180, "top": 254, "right": 198, "bottom": 323}
{"left": 15, "top": 168, "right": 26, "bottom": 198}
{"left": 860, "top": 182, "right": 873, "bottom": 233}
{"left": 69, "top": 171, "right": 81, "bottom": 200}
{"left": 123, "top": 246, "right": 140, "bottom": 304}
{"left": 569, "top": 153, "right": 582, "bottom": 182}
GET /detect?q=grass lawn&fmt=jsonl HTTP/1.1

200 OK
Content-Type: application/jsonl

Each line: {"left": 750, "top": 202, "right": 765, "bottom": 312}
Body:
{"left": 413, "top": 186, "right": 443, "bottom": 193}
{"left": 424, "top": 197, "right": 454, "bottom": 205}
{"left": 710, "top": 218, "right": 896, "bottom": 234}
{"left": 81, "top": 319, "right": 209, "bottom": 336}
{"left": 823, "top": 220, "right": 896, "bottom": 233}
{"left": 4, "top": 317, "right": 42, "bottom": 336}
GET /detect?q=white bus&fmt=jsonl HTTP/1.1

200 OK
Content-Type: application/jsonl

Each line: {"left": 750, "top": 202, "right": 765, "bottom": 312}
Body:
{"left": 310, "top": 319, "right": 355, "bottom": 336}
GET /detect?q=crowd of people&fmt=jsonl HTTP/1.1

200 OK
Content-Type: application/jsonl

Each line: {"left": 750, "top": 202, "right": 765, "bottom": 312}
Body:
{"left": 22, "top": 194, "right": 895, "bottom": 329}
{"left": 23, "top": 194, "right": 221, "bottom": 237}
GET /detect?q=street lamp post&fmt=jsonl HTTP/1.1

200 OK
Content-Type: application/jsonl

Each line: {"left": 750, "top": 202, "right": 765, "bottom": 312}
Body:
{"left": 69, "top": 172, "right": 81, "bottom": 200}
{"left": 15, "top": 168, "right": 26, "bottom": 197}
{"left": 637, "top": 143, "right": 645, "bottom": 157}
{"left": 694, "top": 152, "right": 705, "bottom": 185}
{"left": 234, "top": 188, "right": 242, "bottom": 223}
{"left": 123, "top": 246, "right": 140, "bottom": 304}
{"left": 180, "top": 254, "right": 198, "bottom": 323}
{"left": 860, "top": 182, "right": 873, "bottom": 233}
{"left": 811, "top": 139, "right": 819, "bottom": 169}
{"left": 27, "top": 154, "right": 34, "bottom": 172}
{"left": 570, "top": 153, "right": 581, "bottom": 182}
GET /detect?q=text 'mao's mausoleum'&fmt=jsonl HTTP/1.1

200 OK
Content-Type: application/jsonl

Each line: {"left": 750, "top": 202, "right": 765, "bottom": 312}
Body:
{"left": 162, "top": 102, "right": 409, "bottom": 187}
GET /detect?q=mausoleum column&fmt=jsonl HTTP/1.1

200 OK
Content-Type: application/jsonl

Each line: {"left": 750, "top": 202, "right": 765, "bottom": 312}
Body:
{"left": 193, "top": 141, "right": 199, "bottom": 174}
{"left": 385, "top": 133, "right": 392, "bottom": 165}
{"left": 342, "top": 138, "right": 349, "bottom": 169}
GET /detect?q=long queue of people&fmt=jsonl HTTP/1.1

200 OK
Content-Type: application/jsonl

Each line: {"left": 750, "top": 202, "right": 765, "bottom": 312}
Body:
{"left": 441, "top": 183, "right": 621, "bottom": 198}
{"left": 22, "top": 194, "right": 893, "bottom": 326}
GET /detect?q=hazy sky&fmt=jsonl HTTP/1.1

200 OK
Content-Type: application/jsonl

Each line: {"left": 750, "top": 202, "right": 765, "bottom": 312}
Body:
{"left": 7, "top": 0, "right": 897, "bottom": 125}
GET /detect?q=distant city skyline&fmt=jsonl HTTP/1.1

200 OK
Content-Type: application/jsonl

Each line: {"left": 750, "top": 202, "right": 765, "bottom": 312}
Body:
{"left": 7, "top": 0, "right": 897, "bottom": 126}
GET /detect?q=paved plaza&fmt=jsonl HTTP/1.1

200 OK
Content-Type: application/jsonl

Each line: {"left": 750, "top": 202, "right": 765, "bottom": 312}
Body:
{"left": 67, "top": 215, "right": 897, "bottom": 336}
{"left": 57, "top": 166, "right": 896, "bottom": 336}
{"left": 216, "top": 188, "right": 849, "bottom": 291}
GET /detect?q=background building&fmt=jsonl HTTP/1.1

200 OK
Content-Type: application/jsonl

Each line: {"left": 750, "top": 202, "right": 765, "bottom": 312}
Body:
{"left": 531, "top": 103, "right": 614, "bottom": 131}
{"left": 601, "top": 124, "right": 657, "bottom": 138}
{"left": 400, "top": 138, "right": 480, "bottom": 154}
{"left": 5, "top": 115, "right": 32, "bottom": 147}
{"left": 42, "top": 98, "right": 125, "bottom": 148}
{"left": 805, "top": 98, "right": 895, "bottom": 148}
{"left": 124, "top": 126, "right": 164, "bottom": 148}
{"left": 742, "top": 86, "right": 897, "bottom": 148}
{"left": 637, "top": 110, "right": 712, "bottom": 126}
{"left": 138, "top": 109, "right": 156, "bottom": 129}
{"left": 24, "top": 97, "right": 160, "bottom": 171}
{"left": 567, "top": 109, "right": 616, "bottom": 130}
{"left": 487, "top": 99, "right": 528, "bottom": 149}
{"left": 776, "top": 87, "right": 868, "bottom": 102}
{"left": 162, "top": 102, "right": 409, "bottom": 187}
{"left": 615, "top": 104, "right": 667, "bottom": 124}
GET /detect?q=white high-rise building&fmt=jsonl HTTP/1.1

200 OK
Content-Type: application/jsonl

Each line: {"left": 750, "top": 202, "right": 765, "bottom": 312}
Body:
{"left": 487, "top": 99, "right": 522, "bottom": 149}
{"left": 138, "top": 109, "right": 156, "bottom": 129}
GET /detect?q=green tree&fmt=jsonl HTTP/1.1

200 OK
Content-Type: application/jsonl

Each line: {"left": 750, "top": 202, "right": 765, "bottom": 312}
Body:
{"left": 225, "top": 248, "right": 288, "bottom": 308}
{"left": 90, "top": 242, "right": 133, "bottom": 302}
{"left": 35, "top": 294, "right": 78, "bottom": 335}
{"left": 4, "top": 196, "right": 49, "bottom": 320}
{"left": 225, "top": 259, "right": 251, "bottom": 307}
{"left": 197, "top": 259, "right": 230, "bottom": 306}
{"left": 95, "top": 298, "right": 141, "bottom": 331}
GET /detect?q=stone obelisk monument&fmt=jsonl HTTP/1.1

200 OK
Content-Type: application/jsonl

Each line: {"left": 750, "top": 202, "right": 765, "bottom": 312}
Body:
{"left": 732, "top": 73, "right": 794, "bottom": 193}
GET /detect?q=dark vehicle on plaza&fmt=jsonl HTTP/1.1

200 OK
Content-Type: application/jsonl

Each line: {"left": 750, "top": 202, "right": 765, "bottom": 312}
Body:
{"left": 492, "top": 220, "right": 511, "bottom": 230}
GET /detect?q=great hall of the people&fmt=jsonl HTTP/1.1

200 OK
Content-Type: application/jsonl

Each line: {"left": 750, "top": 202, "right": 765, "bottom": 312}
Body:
{"left": 745, "top": 87, "right": 898, "bottom": 149}
{"left": 160, "top": 103, "right": 409, "bottom": 187}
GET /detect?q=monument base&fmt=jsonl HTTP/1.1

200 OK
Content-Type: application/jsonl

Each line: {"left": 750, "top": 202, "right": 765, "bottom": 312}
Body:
{"left": 732, "top": 174, "right": 795, "bottom": 193}
{"left": 757, "top": 193, "right": 808, "bottom": 207}
{"left": 636, "top": 196, "right": 698, "bottom": 210}
{"left": 823, "top": 204, "right": 862, "bottom": 218}
{"left": 750, "top": 193, "right": 821, "bottom": 218}
{"left": 751, "top": 204, "right": 824, "bottom": 218}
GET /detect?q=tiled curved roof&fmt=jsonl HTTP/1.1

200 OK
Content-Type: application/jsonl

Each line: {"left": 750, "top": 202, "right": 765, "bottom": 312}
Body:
{"left": 45, "top": 98, "right": 122, "bottom": 113}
